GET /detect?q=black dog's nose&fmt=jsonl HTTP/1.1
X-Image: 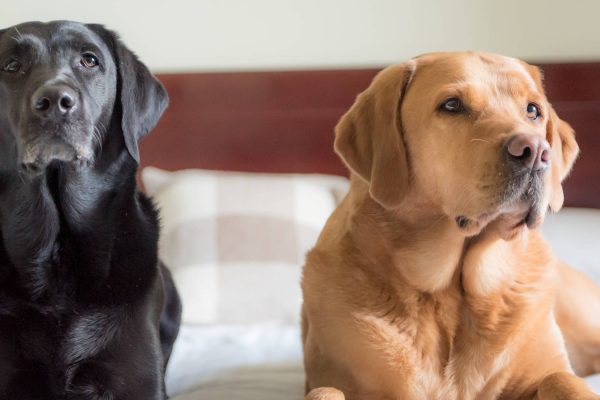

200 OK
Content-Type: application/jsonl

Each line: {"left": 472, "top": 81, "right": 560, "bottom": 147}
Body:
{"left": 506, "top": 134, "right": 551, "bottom": 171}
{"left": 31, "top": 85, "right": 78, "bottom": 118}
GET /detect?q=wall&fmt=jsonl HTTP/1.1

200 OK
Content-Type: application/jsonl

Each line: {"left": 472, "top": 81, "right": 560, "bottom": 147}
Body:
{"left": 2, "top": 0, "right": 600, "bottom": 72}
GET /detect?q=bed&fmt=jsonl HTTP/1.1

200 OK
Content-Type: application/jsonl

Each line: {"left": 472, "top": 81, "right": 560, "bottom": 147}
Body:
{"left": 137, "top": 64, "right": 600, "bottom": 399}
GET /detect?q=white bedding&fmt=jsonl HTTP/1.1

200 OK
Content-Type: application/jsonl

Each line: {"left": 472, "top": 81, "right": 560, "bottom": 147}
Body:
{"left": 166, "top": 324, "right": 302, "bottom": 397}
{"left": 543, "top": 208, "right": 600, "bottom": 281}
{"left": 165, "top": 207, "right": 600, "bottom": 399}
{"left": 171, "top": 363, "right": 304, "bottom": 400}
{"left": 168, "top": 329, "right": 600, "bottom": 400}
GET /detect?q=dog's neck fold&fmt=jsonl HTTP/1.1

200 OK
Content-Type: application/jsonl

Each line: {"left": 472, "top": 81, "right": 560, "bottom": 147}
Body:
{"left": 345, "top": 178, "right": 554, "bottom": 296}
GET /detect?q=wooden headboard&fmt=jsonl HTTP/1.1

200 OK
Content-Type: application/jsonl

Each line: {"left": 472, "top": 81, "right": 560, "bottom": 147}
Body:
{"left": 140, "top": 64, "right": 600, "bottom": 209}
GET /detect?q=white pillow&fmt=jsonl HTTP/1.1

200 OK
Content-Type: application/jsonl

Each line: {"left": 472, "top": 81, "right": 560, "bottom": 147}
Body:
{"left": 142, "top": 167, "right": 349, "bottom": 325}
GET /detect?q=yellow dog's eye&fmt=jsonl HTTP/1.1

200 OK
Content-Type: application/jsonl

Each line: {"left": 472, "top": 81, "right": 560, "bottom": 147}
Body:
{"left": 440, "top": 98, "right": 464, "bottom": 113}
{"left": 527, "top": 103, "right": 541, "bottom": 120}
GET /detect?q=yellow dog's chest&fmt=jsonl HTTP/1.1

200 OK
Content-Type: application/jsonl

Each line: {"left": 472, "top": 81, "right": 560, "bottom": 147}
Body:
{"left": 353, "top": 292, "right": 530, "bottom": 400}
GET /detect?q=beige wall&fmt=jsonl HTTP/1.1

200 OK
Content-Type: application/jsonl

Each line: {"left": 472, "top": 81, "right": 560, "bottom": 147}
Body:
{"left": 2, "top": 0, "right": 600, "bottom": 72}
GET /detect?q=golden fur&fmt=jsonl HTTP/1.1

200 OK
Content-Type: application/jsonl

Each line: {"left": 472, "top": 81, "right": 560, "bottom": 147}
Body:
{"left": 302, "top": 52, "right": 600, "bottom": 400}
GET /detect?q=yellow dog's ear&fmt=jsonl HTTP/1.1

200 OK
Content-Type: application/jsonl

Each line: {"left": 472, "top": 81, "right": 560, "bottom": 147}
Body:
{"left": 334, "top": 62, "right": 415, "bottom": 208}
{"left": 547, "top": 106, "right": 579, "bottom": 211}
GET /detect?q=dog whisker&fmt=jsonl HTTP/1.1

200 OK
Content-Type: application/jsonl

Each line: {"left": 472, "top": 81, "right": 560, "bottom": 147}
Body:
{"left": 97, "top": 120, "right": 107, "bottom": 136}
{"left": 17, "top": 169, "right": 26, "bottom": 184}
{"left": 471, "top": 138, "right": 491, "bottom": 144}
{"left": 93, "top": 126, "right": 104, "bottom": 157}
{"left": 14, "top": 27, "right": 23, "bottom": 40}
{"left": 91, "top": 120, "right": 109, "bottom": 159}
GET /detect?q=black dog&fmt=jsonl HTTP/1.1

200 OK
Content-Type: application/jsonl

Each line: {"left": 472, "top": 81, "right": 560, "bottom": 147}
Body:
{"left": 0, "top": 21, "right": 181, "bottom": 399}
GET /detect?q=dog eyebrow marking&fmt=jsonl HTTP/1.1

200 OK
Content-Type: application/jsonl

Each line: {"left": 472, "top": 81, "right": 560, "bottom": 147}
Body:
{"left": 50, "top": 33, "right": 105, "bottom": 59}
{"left": 56, "top": 40, "right": 100, "bottom": 58}
{"left": 54, "top": 25, "right": 100, "bottom": 47}
{"left": 10, "top": 32, "right": 43, "bottom": 47}
{"left": 4, "top": 32, "right": 45, "bottom": 58}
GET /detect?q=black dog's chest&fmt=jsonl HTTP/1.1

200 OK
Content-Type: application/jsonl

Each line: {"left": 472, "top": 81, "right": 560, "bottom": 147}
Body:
{"left": 0, "top": 238, "right": 98, "bottom": 360}
{"left": 0, "top": 299, "right": 117, "bottom": 397}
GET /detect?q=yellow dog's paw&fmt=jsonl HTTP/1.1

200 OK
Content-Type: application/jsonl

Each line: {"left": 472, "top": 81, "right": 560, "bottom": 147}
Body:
{"left": 305, "top": 387, "right": 345, "bottom": 400}
{"left": 537, "top": 372, "right": 600, "bottom": 400}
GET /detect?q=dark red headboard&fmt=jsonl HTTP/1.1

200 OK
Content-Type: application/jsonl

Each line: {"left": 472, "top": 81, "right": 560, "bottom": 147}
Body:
{"left": 540, "top": 63, "right": 600, "bottom": 208}
{"left": 140, "top": 64, "right": 600, "bottom": 208}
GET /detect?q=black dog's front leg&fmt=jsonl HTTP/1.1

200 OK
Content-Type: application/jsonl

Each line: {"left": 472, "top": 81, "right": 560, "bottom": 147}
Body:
{"left": 57, "top": 164, "right": 121, "bottom": 286}
{"left": 0, "top": 172, "right": 60, "bottom": 298}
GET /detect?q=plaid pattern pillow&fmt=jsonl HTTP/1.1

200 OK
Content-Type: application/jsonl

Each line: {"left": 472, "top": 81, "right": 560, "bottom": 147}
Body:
{"left": 142, "top": 167, "right": 349, "bottom": 325}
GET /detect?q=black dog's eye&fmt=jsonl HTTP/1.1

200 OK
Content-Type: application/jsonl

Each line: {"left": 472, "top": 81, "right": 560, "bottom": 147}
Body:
{"left": 440, "top": 98, "right": 465, "bottom": 114}
{"left": 526, "top": 103, "right": 541, "bottom": 120}
{"left": 2, "top": 59, "right": 22, "bottom": 73}
{"left": 80, "top": 53, "right": 99, "bottom": 69}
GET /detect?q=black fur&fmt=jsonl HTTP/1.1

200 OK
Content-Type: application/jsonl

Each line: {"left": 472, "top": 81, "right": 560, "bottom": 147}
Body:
{"left": 0, "top": 21, "right": 182, "bottom": 399}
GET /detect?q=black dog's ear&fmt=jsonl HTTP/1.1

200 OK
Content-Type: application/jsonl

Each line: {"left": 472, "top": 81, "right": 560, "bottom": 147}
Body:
{"left": 114, "top": 38, "right": 169, "bottom": 162}
{"left": 87, "top": 24, "right": 168, "bottom": 162}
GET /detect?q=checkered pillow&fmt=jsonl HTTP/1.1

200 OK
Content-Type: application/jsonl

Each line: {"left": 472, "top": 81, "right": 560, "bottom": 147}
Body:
{"left": 142, "top": 167, "right": 349, "bottom": 325}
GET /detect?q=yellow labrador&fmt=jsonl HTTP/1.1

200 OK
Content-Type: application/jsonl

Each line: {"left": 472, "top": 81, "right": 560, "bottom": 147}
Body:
{"left": 302, "top": 52, "right": 600, "bottom": 400}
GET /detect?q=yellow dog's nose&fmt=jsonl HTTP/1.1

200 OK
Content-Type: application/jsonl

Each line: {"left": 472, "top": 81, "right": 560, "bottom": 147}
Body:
{"left": 506, "top": 133, "right": 551, "bottom": 171}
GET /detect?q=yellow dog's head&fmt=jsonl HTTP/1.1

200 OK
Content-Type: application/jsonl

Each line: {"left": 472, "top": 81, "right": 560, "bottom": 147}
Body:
{"left": 335, "top": 52, "right": 579, "bottom": 238}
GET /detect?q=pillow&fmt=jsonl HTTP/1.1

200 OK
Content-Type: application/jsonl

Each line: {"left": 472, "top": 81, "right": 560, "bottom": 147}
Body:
{"left": 142, "top": 167, "right": 349, "bottom": 325}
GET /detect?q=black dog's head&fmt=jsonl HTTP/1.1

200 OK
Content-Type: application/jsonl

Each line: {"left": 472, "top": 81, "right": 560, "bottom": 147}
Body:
{"left": 0, "top": 20, "right": 167, "bottom": 172}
